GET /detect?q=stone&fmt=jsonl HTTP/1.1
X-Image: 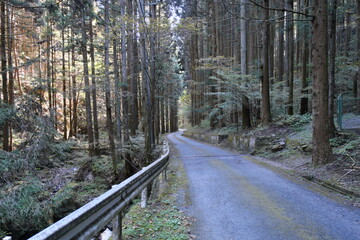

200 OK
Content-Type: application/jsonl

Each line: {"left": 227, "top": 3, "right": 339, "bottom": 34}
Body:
{"left": 271, "top": 141, "right": 286, "bottom": 152}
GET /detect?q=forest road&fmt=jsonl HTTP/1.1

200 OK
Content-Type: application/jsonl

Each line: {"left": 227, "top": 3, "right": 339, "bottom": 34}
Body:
{"left": 167, "top": 131, "right": 360, "bottom": 240}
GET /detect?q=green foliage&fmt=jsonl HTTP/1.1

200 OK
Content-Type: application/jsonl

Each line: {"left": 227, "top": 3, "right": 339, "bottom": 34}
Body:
{"left": 123, "top": 204, "right": 189, "bottom": 240}
{"left": 274, "top": 114, "right": 312, "bottom": 131}
{"left": 0, "top": 104, "right": 15, "bottom": 126}
{"left": 333, "top": 135, "right": 360, "bottom": 156}
{"left": 0, "top": 151, "right": 27, "bottom": 183}
{"left": 0, "top": 178, "right": 51, "bottom": 239}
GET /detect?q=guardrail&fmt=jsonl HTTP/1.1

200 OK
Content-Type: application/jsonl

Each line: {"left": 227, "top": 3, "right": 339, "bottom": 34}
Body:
{"left": 28, "top": 144, "right": 170, "bottom": 240}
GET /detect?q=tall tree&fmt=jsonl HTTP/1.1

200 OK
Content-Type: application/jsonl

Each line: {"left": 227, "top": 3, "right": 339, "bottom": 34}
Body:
{"left": 79, "top": 0, "right": 95, "bottom": 156}
{"left": 7, "top": 4, "right": 14, "bottom": 151}
{"left": 312, "top": 0, "right": 334, "bottom": 165}
{"left": 261, "top": 0, "right": 271, "bottom": 123}
{"left": 241, "top": 0, "right": 251, "bottom": 129}
{"left": 89, "top": 2, "right": 100, "bottom": 152}
{"left": 328, "top": 0, "right": 338, "bottom": 137}
{"left": 111, "top": 0, "right": 122, "bottom": 143}
{"left": 139, "top": 0, "right": 154, "bottom": 163}
{"left": 104, "top": 0, "right": 117, "bottom": 172}
{"left": 127, "top": 0, "right": 139, "bottom": 136}
{"left": 286, "top": 0, "right": 294, "bottom": 115}
{"left": 300, "top": 8, "right": 309, "bottom": 115}
{"left": 1, "top": 1, "right": 10, "bottom": 151}
{"left": 61, "top": 4, "right": 67, "bottom": 140}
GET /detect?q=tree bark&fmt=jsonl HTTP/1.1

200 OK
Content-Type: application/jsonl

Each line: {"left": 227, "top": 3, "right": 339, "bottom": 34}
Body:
{"left": 300, "top": 0, "right": 309, "bottom": 115}
{"left": 241, "top": 0, "right": 252, "bottom": 129}
{"left": 1, "top": 2, "right": 9, "bottom": 151}
{"left": 128, "top": 0, "right": 138, "bottom": 136}
{"left": 104, "top": 0, "right": 117, "bottom": 174}
{"left": 61, "top": 9, "right": 67, "bottom": 140}
{"left": 139, "top": 0, "right": 154, "bottom": 164}
{"left": 89, "top": 6, "right": 100, "bottom": 153}
{"left": 111, "top": 0, "right": 122, "bottom": 144}
{"left": 261, "top": 0, "right": 271, "bottom": 124}
{"left": 328, "top": 0, "right": 337, "bottom": 137}
{"left": 312, "top": 0, "right": 334, "bottom": 165}
{"left": 286, "top": 0, "right": 294, "bottom": 115}
{"left": 71, "top": 27, "right": 78, "bottom": 137}
{"left": 80, "top": 2, "right": 95, "bottom": 157}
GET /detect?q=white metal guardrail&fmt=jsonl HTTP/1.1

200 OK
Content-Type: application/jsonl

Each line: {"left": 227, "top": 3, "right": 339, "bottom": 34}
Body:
{"left": 27, "top": 145, "right": 170, "bottom": 240}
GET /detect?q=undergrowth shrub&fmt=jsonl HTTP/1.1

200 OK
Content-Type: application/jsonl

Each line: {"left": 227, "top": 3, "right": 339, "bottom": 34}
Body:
{"left": 274, "top": 114, "right": 312, "bottom": 130}
{"left": 0, "top": 178, "right": 51, "bottom": 239}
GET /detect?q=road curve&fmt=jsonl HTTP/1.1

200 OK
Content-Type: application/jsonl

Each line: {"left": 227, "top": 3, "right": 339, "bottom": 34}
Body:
{"left": 167, "top": 131, "right": 360, "bottom": 240}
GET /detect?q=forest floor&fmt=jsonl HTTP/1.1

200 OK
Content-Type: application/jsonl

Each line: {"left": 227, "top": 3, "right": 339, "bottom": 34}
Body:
{"left": 0, "top": 132, "right": 174, "bottom": 239}
{"left": 185, "top": 115, "right": 360, "bottom": 208}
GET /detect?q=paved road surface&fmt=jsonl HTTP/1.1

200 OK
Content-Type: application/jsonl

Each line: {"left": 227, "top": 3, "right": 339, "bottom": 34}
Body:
{"left": 167, "top": 131, "right": 360, "bottom": 240}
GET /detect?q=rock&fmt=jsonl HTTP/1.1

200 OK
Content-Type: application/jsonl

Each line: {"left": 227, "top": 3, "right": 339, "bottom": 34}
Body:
{"left": 100, "top": 228, "right": 112, "bottom": 240}
{"left": 271, "top": 141, "right": 286, "bottom": 152}
{"left": 300, "top": 144, "right": 311, "bottom": 152}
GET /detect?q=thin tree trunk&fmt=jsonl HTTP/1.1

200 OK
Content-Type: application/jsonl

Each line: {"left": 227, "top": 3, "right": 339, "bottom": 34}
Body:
{"left": 127, "top": 0, "right": 138, "bottom": 136}
{"left": 89, "top": 7, "right": 100, "bottom": 153}
{"left": 357, "top": 0, "right": 360, "bottom": 98}
{"left": 121, "top": 0, "right": 129, "bottom": 143}
{"left": 112, "top": 0, "right": 122, "bottom": 143}
{"left": 300, "top": 0, "right": 309, "bottom": 115}
{"left": 241, "top": 0, "right": 251, "bottom": 129}
{"left": 1, "top": 2, "right": 9, "bottom": 151}
{"left": 71, "top": 27, "right": 78, "bottom": 137}
{"left": 7, "top": 4, "right": 13, "bottom": 151}
{"left": 104, "top": 0, "right": 117, "bottom": 174}
{"left": 286, "top": 0, "right": 294, "bottom": 115}
{"left": 328, "top": 0, "right": 337, "bottom": 137}
{"left": 278, "top": 6, "right": 284, "bottom": 84}
{"left": 80, "top": 4, "right": 95, "bottom": 157}
{"left": 61, "top": 13, "right": 67, "bottom": 140}
{"left": 261, "top": 0, "right": 271, "bottom": 123}
{"left": 139, "top": 0, "right": 153, "bottom": 164}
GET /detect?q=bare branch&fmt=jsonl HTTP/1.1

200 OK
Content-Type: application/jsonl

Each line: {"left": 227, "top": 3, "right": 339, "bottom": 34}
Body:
{"left": 248, "top": 0, "right": 314, "bottom": 19}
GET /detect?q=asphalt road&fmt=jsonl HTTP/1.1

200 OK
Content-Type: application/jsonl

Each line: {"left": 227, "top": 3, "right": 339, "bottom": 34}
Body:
{"left": 167, "top": 131, "right": 360, "bottom": 240}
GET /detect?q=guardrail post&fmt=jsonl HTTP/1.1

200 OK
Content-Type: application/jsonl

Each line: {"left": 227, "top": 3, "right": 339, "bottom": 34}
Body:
{"left": 162, "top": 167, "right": 167, "bottom": 182}
{"left": 141, "top": 187, "right": 148, "bottom": 208}
{"left": 112, "top": 212, "right": 122, "bottom": 240}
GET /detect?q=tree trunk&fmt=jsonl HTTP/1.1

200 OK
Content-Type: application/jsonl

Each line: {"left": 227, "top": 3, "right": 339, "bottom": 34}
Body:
{"left": 278, "top": 6, "right": 284, "bottom": 84}
{"left": 300, "top": 0, "right": 309, "bottom": 115}
{"left": 128, "top": 0, "right": 138, "bottom": 136}
{"left": 121, "top": 0, "right": 129, "bottom": 143}
{"left": 241, "top": 0, "right": 251, "bottom": 129}
{"left": 104, "top": 0, "right": 117, "bottom": 174}
{"left": 1, "top": 2, "right": 9, "bottom": 151}
{"left": 139, "top": 0, "right": 153, "bottom": 164}
{"left": 286, "top": 0, "right": 294, "bottom": 115}
{"left": 71, "top": 27, "right": 78, "bottom": 137}
{"left": 328, "top": 0, "right": 338, "bottom": 137}
{"left": 89, "top": 7, "right": 100, "bottom": 153}
{"left": 261, "top": 0, "right": 271, "bottom": 124}
{"left": 61, "top": 12, "right": 67, "bottom": 140}
{"left": 112, "top": 0, "right": 122, "bottom": 143}
{"left": 6, "top": 4, "right": 13, "bottom": 151}
{"left": 80, "top": 3, "right": 95, "bottom": 157}
{"left": 312, "top": 0, "right": 334, "bottom": 165}
{"left": 357, "top": 0, "right": 360, "bottom": 98}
